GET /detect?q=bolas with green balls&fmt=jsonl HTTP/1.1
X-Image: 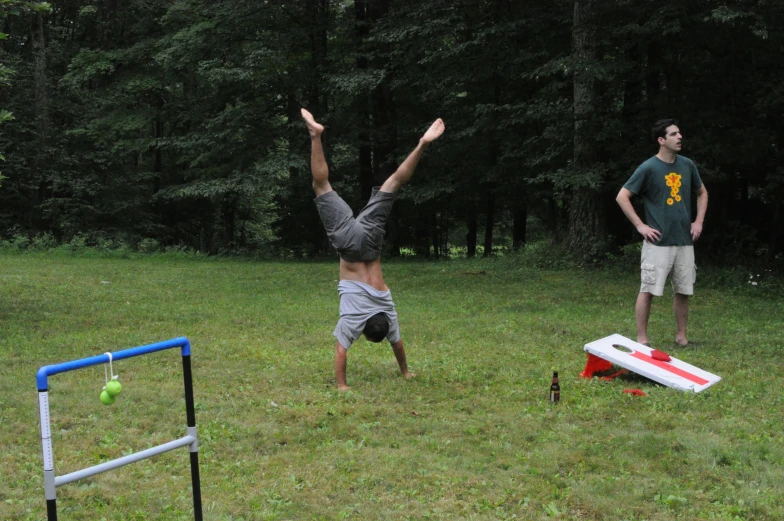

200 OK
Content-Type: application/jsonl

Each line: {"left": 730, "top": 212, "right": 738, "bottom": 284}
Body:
{"left": 99, "top": 390, "right": 115, "bottom": 405}
{"left": 100, "top": 378, "right": 122, "bottom": 405}
{"left": 106, "top": 379, "right": 122, "bottom": 396}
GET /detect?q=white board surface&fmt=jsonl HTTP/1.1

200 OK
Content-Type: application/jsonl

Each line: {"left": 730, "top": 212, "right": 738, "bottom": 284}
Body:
{"left": 583, "top": 334, "right": 721, "bottom": 393}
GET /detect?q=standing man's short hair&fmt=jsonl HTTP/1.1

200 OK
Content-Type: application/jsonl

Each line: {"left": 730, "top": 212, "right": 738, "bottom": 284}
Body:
{"left": 651, "top": 119, "right": 679, "bottom": 143}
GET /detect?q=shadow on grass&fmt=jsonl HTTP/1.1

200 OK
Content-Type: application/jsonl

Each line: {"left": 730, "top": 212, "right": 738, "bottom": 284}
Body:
{"left": 587, "top": 366, "right": 665, "bottom": 387}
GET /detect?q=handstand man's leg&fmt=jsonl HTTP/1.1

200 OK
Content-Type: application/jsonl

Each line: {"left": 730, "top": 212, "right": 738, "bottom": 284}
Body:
{"left": 380, "top": 118, "right": 445, "bottom": 193}
{"left": 301, "top": 108, "right": 332, "bottom": 197}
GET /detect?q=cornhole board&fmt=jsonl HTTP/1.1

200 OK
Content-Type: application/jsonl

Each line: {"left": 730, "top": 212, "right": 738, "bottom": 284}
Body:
{"left": 583, "top": 334, "right": 721, "bottom": 393}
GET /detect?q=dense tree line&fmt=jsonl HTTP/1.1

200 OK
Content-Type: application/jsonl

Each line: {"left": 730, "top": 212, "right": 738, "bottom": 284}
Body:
{"left": 1, "top": 0, "right": 782, "bottom": 263}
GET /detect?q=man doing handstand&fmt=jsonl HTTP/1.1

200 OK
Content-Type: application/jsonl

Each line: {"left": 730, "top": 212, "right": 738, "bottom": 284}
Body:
{"left": 301, "top": 108, "right": 445, "bottom": 391}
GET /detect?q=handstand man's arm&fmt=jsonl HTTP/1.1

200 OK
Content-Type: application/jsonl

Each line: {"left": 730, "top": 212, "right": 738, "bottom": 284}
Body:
{"left": 391, "top": 340, "right": 415, "bottom": 379}
{"left": 380, "top": 119, "right": 445, "bottom": 193}
{"left": 335, "top": 342, "right": 350, "bottom": 391}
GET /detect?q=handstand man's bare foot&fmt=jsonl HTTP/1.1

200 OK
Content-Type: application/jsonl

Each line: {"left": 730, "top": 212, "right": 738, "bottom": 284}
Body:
{"left": 301, "top": 108, "right": 324, "bottom": 138}
{"left": 421, "top": 118, "right": 445, "bottom": 144}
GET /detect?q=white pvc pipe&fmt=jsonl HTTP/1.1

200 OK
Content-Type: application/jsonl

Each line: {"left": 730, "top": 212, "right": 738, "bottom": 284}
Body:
{"left": 54, "top": 436, "right": 196, "bottom": 487}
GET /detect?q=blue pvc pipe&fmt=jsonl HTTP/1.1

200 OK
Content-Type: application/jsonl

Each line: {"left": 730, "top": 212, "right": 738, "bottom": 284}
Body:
{"left": 36, "top": 337, "right": 191, "bottom": 390}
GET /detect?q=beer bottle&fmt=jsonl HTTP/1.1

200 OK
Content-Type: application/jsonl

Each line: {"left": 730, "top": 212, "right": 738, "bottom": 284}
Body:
{"left": 550, "top": 371, "right": 560, "bottom": 404}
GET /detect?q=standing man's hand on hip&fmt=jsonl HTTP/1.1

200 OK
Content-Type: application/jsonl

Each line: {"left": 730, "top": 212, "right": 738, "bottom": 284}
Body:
{"left": 691, "top": 222, "right": 703, "bottom": 241}
{"left": 636, "top": 224, "right": 661, "bottom": 243}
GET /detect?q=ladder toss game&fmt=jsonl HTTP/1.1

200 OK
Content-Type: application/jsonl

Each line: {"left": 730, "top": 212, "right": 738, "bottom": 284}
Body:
{"left": 36, "top": 337, "right": 203, "bottom": 521}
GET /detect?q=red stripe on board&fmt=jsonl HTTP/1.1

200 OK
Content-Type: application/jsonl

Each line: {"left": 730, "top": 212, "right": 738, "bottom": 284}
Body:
{"left": 630, "top": 352, "right": 709, "bottom": 385}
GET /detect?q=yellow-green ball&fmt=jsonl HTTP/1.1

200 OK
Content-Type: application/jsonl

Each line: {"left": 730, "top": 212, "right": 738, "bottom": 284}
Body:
{"left": 105, "top": 380, "right": 122, "bottom": 397}
{"left": 100, "top": 390, "right": 115, "bottom": 405}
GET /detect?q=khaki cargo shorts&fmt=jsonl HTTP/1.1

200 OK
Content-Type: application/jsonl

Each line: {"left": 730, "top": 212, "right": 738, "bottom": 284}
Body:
{"left": 640, "top": 242, "right": 696, "bottom": 296}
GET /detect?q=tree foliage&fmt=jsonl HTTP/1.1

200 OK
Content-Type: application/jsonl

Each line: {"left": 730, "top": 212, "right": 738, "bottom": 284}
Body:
{"left": 0, "top": 0, "right": 781, "bottom": 262}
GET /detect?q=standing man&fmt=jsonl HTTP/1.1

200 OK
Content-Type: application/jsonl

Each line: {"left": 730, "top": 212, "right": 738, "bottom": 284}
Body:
{"left": 616, "top": 119, "right": 708, "bottom": 347}
{"left": 301, "top": 108, "right": 445, "bottom": 390}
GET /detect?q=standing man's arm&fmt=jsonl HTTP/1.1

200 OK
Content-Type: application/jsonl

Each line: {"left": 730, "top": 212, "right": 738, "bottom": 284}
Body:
{"left": 691, "top": 184, "right": 708, "bottom": 241}
{"left": 390, "top": 340, "right": 415, "bottom": 379}
{"left": 616, "top": 188, "right": 661, "bottom": 243}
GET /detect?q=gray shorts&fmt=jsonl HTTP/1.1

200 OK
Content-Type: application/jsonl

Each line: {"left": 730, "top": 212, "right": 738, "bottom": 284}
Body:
{"left": 314, "top": 188, "right": 397, "bottom": 262}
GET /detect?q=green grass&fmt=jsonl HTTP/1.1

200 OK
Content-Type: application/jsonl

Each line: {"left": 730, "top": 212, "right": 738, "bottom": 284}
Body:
{"left": 1, "top": 251, "right": 782, "bottom": 520}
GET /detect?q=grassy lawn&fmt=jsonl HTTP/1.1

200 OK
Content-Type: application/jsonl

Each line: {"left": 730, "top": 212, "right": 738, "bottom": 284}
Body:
{"left": 1, "top": 251, "right": 782, "bottom": 520}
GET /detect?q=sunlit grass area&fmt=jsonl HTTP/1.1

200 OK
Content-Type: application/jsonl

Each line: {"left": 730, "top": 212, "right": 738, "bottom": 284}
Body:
{"left": 1, "top": 252, "right": 782, "bottom": 520}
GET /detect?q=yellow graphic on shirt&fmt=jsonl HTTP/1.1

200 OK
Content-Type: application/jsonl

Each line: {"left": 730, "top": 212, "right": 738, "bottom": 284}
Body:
{"left": 665, "top": 173, "right": 682, "bottom": 206}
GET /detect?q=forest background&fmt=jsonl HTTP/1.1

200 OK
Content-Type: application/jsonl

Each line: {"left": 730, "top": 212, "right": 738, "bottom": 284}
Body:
{"left": 1, "top": 0, "right": 782, "bottom": 264}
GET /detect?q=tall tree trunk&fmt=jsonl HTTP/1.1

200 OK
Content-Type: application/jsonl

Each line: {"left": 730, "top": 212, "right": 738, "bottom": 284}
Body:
{"left": 356, "top": 0, "right": 402, "bottom": 255}
{"left": 482, "top": 43, "right": 504, "bottom": 258}
{"left": 152, "top": 120, "right": 162, "bottom": 194}
{"left": 438, "top": 210, "right": 449, "bottom": 259}
{"left": 613, "top": 42, "right": 643, "bottom": 246}
{"left": 370, "top": 0, "right": 400, "bottom": 254}
{"left": 366, "top": 0, "right": 396, "bottom": 187}
{"left": 431, "top": 212, "right": 440, "bottom": 259}
{"left": 372, "top": 84, "right": 397, "bottom": 185}
{"left": 466, "top": 205, "right": 477, "bottom": 258}
{"left": 769, "top": 130, "right": 784, "bottom": 263}
{"left": 645, "top": 43, "right": 662, "bottom": 114}
{"left": 358, "top": 118, "right": 373, "bottom": 201}
{"left": 483, "top": 185, "right": 496, "bottom": 257}
{"left": 414, "top": 211, "right": 430, "bottom": 258}
{"left": 513, "top": 203, "right": 528, "bottom": 251}
{"left": 769, "top": 197, "right": 782, "bottom": 263}
{"left": 32, "top": 12, "right": 49, "bottom": 139}
{"left": 307, "top": 0, "right": 329, "bottom": 255}
{"left": 355, "top": 0, "right": 374, "bottom": 201}
{"left": 356, "top": 0, "right": 398, "bottom": 199}
{"left": 568, "top": 0, "right": 605, "bottom": 254}
{"left": 223, "top": 197, "right": 235, "bottom": 250}
{"left": 31, "top": 11, "right": 50, "bottom": 209}
{"left": 622, "top": 44, "right": 643, "bottom": 121}
{"left": 308, "top": 0, "right": 329, "bottom": 114}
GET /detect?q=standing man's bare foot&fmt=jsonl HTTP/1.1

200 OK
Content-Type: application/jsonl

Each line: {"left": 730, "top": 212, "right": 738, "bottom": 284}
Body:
{"left": 403, "top": 372, "right": 416, "bottom": 380}
{"left": 337, "top": 384, "right": 350, "bottom": 392}
{"left": 301, "top": 108, "right": 324, "bottom": 138}
{"left": 421, "top": 118, "right": 445, "bottom": 144}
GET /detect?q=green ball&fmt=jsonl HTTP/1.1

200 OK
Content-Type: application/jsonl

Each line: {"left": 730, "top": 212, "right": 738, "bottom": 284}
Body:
{"left": 105, "top": 380, "right": 122, "bottom": 397}
{"left": 100, "top": 390, "right": 115, "bottom": 405}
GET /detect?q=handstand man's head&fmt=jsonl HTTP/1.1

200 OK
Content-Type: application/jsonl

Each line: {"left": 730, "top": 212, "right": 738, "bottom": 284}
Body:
{"left": 363, "top": 313, "right": 389, "bottom": 343}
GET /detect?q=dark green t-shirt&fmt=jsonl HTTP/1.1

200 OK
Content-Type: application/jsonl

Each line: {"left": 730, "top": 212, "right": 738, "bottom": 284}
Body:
{"left": 624, "top": 155, "right": 703, "bottom": 246}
